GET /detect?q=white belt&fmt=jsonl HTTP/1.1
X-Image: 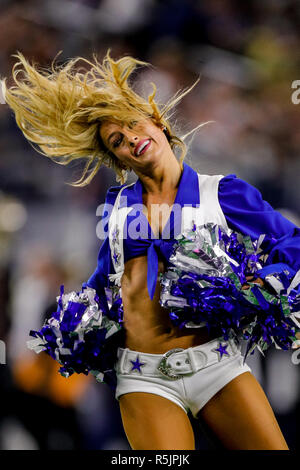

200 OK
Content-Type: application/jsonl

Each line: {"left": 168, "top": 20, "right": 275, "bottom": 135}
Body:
{"left": 116, "top": 337, "right": 241, "bottom": 380}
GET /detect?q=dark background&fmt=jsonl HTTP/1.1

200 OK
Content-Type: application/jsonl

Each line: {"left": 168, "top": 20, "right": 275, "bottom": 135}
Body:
{"left": 0, "top": 0, "right": 299, "bottom": 450}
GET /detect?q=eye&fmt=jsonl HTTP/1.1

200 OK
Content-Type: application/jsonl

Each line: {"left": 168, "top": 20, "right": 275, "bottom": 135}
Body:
{"left": 112, "top": 135, "right": 123, "bottom": 148}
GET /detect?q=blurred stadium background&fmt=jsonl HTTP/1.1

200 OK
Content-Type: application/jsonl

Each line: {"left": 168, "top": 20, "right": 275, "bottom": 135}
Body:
{"left": 0, "top": 0, "right": 299, "bottom": 450}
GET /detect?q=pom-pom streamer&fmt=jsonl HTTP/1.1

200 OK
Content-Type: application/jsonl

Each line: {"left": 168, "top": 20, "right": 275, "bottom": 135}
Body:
{"left": 27, "top": 286, "right": 121, "bottom": 382}
{"left": 159, "top": 224, "right": 300, "bottom": 358}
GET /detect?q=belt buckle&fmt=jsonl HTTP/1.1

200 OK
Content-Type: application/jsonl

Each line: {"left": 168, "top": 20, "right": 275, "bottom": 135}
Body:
{"left": 157, "top": 348, "right": 185, "bottom": 380}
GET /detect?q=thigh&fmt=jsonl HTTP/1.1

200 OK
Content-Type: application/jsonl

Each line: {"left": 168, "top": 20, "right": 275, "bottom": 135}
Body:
{"left": 119, "top": 392, "right": 195, "bottom": 450}
{"left": 198, "top": 372, "right": 289, "bottom": 450}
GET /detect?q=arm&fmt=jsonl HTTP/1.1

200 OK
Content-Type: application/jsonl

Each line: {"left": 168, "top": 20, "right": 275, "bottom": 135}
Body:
{"left": 82, "top": 236, "right": 111, "bottom": 313}
{"left": 218, "top": 175, "right": 300, "bottom": 286}
{"left": 27, "top": 185, "right": 124, "bottom": 388}
{"left": 82, "top": 185, "right": 122, "bottom": 312}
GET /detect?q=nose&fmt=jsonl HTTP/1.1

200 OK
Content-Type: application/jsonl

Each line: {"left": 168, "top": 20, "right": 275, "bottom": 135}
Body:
{"left": 122, "top": 123, "right": 139, "bottom": 147}
{"left": 127, "top": 133, "right": 139, "bottom": 147}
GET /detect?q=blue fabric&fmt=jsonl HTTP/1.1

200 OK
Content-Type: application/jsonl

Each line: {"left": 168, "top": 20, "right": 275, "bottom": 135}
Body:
{"left": 86, "top": 163, "right": 300, "bottom": 301}
{"left": 218, "top": 174, "right": 300, "bottom": 281}
{"left": 121, "top": 162, "right": 199, "bottom": 299}
{"left": 83, "top": 185, "right": 122, "bottom": 309}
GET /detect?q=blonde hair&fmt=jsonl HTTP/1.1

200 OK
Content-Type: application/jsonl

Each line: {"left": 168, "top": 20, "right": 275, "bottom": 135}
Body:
{"left": 2, "top": 50, "right": 206, "bottom": 186}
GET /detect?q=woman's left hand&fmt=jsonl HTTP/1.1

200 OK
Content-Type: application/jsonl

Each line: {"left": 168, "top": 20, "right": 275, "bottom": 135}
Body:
{"left": 241, "top": 275, "right": 265, "bottom": 290}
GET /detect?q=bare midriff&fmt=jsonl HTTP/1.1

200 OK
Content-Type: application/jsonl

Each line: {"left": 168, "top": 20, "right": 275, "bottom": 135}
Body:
{"left": 121, "top": 254, "right": 216, "bottom": 354}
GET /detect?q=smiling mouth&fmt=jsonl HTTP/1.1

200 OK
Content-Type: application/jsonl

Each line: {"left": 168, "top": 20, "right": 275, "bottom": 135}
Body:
{"left": 134, "top": 139, "right": 151, "bottom": 156}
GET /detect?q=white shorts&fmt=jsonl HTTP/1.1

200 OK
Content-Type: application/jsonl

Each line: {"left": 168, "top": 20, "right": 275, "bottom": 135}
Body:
{"left": 115, "top": 337, "right": 252, "bottom": 418}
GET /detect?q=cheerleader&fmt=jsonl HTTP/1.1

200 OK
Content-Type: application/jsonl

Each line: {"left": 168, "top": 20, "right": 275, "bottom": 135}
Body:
{"left": 3, "top": 51, "right": 299, "bottom": 450}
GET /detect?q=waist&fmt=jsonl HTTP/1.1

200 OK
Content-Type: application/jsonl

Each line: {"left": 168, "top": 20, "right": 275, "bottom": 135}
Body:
{"left": 122, "top": 295, "right": 215, "bottom": 353}
{"left": 123, "top": 322, "right": 216, "bottom": 353}
{"left": 115, "top": 336, "right": 241, "bottom": 379}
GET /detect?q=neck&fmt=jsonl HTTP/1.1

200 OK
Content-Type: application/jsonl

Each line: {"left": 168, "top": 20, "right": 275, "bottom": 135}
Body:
{"left": 134, "top": 155, "right": 183, "bottom": 195}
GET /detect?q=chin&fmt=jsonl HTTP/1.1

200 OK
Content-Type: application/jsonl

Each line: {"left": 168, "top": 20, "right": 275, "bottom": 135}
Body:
{"left": 134, "top": 152, "right": 155, "bottom": 165}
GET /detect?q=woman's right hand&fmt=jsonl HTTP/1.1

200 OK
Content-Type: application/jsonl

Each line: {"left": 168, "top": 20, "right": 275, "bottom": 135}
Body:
{"left": 241, "top": 275, "right": 265, "bottom": 290}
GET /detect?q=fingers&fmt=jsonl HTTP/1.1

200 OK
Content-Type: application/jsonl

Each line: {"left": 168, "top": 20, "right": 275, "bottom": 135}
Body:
{"left": 242, "top": 276, "right": 265, "bottom": 290}
{"left": 242, "top": 276, "right": 253, "bottom": 289}
{"left": 241, "top": 284, "right": 250, "bottom": 290}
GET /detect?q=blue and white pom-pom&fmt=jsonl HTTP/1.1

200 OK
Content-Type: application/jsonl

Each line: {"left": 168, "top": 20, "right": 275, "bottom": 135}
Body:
{"left": 27, "top": 285, "right": 121, "bottom": 382}
{"left": 159, "top": 223, "right": 300, "bottom": 358}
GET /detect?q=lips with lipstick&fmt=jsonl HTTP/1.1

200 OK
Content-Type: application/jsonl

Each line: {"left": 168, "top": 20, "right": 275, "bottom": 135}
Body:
{"left": 134, "top": 139, "right": 151, "bottom": 156}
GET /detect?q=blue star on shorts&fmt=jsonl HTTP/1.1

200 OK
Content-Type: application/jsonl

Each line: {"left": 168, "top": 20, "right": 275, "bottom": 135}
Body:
{"left": 130, "top": 355, "right": 146, "bottom": 373}
{"left": 212, "top": 342, "right": 230, "bottom": 361}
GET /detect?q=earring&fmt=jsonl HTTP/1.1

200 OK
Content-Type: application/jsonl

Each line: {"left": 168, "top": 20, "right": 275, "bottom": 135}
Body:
{"left": 162, "top": 126, "right": 171, "bottom": 141}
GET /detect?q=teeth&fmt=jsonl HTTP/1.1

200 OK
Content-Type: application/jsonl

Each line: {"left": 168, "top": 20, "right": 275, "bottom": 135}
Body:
{"left": 137, "top": 140, "right": 150, "bottom": 155}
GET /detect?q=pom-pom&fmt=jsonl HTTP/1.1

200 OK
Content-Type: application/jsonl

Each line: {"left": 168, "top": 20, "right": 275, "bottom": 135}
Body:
{"left": 27, "top": 285, "right": 121, "bottom": 381}
{"left": 159, "top": 223, "right": 300, "bottom": 358}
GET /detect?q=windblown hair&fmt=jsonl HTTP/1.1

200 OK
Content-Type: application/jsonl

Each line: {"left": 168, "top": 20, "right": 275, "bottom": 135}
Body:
{"left": 2, "top": 50, "right": 204, "bottom": 186}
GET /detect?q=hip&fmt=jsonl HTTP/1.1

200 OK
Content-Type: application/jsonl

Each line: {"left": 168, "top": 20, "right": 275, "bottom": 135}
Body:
{"left": 114, "top": 336, "right": 251, "bottom": 418}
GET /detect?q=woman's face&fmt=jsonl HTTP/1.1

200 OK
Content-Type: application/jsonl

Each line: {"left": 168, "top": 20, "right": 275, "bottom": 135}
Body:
{"left": 99, "top": 119, "right": 171, "bottom": 173}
